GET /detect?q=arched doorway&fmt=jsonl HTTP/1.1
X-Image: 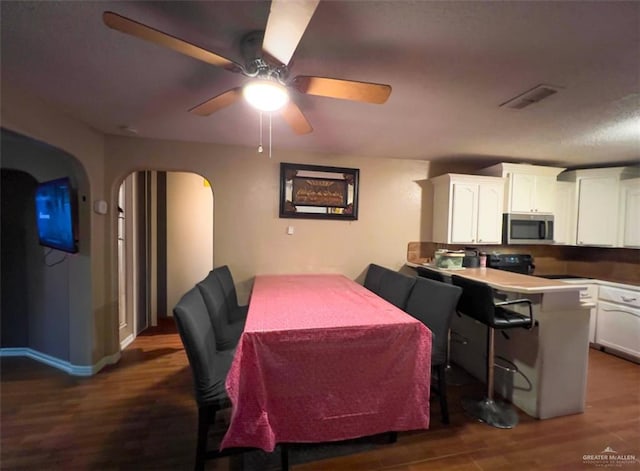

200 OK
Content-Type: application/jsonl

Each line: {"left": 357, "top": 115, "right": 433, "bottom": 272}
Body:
{"left": 117, "top": 170, "right": 214, "bottom": 347}
{"left": 0, "top": 128, "right": 93, "bottom": 372}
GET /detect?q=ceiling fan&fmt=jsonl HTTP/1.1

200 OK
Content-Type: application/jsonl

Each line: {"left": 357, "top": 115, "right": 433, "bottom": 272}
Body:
{"left": 102, "top": 0, "right": 392, "bottom": 135}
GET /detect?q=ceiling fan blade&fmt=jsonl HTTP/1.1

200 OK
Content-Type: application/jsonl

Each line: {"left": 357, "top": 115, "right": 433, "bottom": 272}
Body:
{"left": 103, "top": 11, "right": 241, "bottom": 72}
{"left": 189, "top": 88, "right": 243, "bottom": 116}
{"left": 292, "top": 76, "right": 392, "bottom": 104}
{"left": 281, "top": 101, "right": 313, "bottom": 135}
{"left": 262, "top": 0, "right": 320, "bottom": 66}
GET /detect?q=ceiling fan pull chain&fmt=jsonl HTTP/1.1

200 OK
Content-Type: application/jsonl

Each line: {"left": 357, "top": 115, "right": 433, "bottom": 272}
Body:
{"left": 269, "top": 113, "right": 273, "bottom": 159}
{"left": 258, "top": 112, "right": 263, "bottom": 154}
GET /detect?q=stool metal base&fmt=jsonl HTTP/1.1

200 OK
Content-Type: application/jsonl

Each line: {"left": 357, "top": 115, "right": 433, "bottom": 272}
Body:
{"left": 462, "top": 397, "right": 519, "bottom": 429}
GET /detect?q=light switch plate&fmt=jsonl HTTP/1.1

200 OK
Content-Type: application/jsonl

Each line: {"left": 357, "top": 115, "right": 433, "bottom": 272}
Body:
{"left": 94, "top": 200, "right": 108, "bottom": 215}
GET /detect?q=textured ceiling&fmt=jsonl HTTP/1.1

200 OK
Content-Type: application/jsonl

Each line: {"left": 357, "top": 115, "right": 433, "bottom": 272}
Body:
{"left": 1, "top": 1, "right": 639, "bottom": 168}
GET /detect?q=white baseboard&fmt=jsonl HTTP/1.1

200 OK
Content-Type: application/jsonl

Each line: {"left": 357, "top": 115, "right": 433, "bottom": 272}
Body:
{"left": 0, "top": 347, "right": 121, "bottom": 376}
{"left": 120, "top": 333, "right": 135, "bottom": 350}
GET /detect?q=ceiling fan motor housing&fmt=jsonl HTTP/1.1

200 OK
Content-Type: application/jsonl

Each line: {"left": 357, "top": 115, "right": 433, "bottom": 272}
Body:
{"left": 241, "top": 31, "right": 288, "bottom": 84}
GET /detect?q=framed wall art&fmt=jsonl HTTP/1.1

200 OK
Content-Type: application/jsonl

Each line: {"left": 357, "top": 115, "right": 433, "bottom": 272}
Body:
{"left": 279, "top": 163, "right": 359, "bottom": 220}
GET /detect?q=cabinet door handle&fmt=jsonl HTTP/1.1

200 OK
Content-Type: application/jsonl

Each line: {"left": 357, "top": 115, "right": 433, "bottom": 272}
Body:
{"left": 602, "top": 307, "right": 638, "bottom": 316}
{"left": 622, "top": 296, "right": 637, "bottom": 302}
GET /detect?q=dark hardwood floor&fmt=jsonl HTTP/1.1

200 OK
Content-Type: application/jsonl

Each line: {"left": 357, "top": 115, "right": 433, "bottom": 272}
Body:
{"left": 2, "top": 320, "right": 639, "bottom": 470}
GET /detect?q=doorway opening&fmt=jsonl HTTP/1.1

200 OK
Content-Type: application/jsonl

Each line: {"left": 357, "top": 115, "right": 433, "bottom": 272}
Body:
{"left": 117, "top": 171, "right": 214, "bottom": 348}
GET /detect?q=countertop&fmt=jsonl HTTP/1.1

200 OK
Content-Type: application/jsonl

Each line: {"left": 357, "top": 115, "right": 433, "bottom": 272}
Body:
{"left": 407, "top": 262, "right": 584, "bottom": 294}
{"left": 549, "top": 277, "right": 640, "bottom": 291}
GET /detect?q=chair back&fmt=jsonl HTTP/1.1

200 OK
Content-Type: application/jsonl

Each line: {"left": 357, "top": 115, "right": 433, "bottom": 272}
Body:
{"left": 450, "top": 275, "right": 496, "bottom": 326}
{"left": 213, "top": 265, "right": 239, "bottom": 310}
{"left": 364, "top": 263, "right": 386, "bottom": 293}
{"left": 173, "top": 287, "right": 224, "bottom": 405}
{"left": 416, "top": 266, "right": 446, "bottom": 282}
{"left": 197, "top": 272, "right": 238, "bottom": 350}
{"left": 405, "top": 277, "right": 462, "bottom": 366}
{"left": 378, "top": 271, "right": 416, "bottom": 310}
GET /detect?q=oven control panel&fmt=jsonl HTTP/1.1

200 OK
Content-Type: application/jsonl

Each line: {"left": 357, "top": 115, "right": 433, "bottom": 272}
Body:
{"left": 486, "top": 253, "right": 534, "bottom": 274}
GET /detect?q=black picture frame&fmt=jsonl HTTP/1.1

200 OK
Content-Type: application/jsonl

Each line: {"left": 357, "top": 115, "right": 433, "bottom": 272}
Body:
{"left": 279, "top": 163, "right": 359, "bottom": 220}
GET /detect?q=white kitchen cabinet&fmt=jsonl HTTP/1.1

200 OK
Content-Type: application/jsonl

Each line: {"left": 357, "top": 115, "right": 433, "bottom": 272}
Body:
{"left": 431, "top": 173, "right": 504, "bottom": 244}
{"left": 620, "top": 178, "right": 640, "bottom": 248}
{"left": 595, "top": 284, "right": 640, "bottom": 361}
{"left": 577, "top": 176, "right": 619, "bottom": 246}
{"left": 558, "top": 167, "right": 640, "bottom": 247}
{"left": 476, "top": 183, "right": 504, "bottom": 244}
{"left": 479, "top": 163, "right": 565, "bottom": 214}
{"left": 449, "top": 182, "right": 477, "bottom": 243}
{"left": 510, "top": 173, "right": 557, "bottom": 213}
{"left": 553, "top": 181, "right": 577, "bottom": 245}
{"left": 510, "top": 173, "right": 536, "bottom": 212}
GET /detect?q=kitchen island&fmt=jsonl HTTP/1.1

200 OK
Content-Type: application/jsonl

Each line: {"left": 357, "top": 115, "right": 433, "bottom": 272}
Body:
{"left": 408, "top": 263, "right": 594, "bottom": 420}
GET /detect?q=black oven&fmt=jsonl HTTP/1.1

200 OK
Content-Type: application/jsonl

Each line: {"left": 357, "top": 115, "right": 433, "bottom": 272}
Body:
{"left": 486, "top": 253, "right": 535, "bottom": 275}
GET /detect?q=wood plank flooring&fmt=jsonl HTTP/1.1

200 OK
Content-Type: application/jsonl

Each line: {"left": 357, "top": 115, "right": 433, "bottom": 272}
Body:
{"left": 2, "top": 320, "right": 639, "bottom": 470}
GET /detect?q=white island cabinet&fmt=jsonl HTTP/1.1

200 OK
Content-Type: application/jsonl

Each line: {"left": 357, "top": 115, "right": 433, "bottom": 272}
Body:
{"left": 554, "top": 278, "right": 599, "bottom": 342}
{"left": 430, "top": 173, "right": 504, "bottom": 244}
{"left": 412, "top": 264, "right": 593, "bottom": 419}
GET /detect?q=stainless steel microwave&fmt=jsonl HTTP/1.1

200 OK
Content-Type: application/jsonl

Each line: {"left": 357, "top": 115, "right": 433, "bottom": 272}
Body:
{"left": 503, "top": 213, "right": 554, "bottom": 244}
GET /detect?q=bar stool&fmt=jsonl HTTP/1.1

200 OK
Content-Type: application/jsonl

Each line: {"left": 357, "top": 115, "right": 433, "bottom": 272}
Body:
{"left": 450, "top": 275, "right": 534, "bottom": 429}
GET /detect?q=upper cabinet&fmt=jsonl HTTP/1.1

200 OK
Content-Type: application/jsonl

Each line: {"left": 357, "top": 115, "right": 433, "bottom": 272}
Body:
{"left": 559, "top": 167, "right": 640, "bottom": 247}
{"left": 508, "top": 172, "right": 560, "bottom": 213}
{"left": 431, "top": 174, "right": 504, "bottom": 245}
{"left": 554, "top": 181, "right": 577, "bottom": 245}
{"left": 620, "top": 178, "right": 640, "bottom": 248}
{"left": 577, "top": 176, "right": 619, "bottom": 246}
{"left": 479, "top": 163, "right": 565, "bottom": 213}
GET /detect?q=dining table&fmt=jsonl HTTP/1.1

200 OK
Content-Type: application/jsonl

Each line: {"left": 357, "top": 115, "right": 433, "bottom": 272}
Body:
{"left": 220, "top": 273, "right": 433, "bottom": 452}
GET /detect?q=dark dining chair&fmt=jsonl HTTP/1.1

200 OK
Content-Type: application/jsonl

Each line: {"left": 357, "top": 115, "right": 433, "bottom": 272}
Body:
{"left": 416, "top": 266, "right": 446, "bottom": 282}
{"left": 213, "top": 265, "right": 248, "bottom": 324}
{"left": 365, "top": 264, "right": 416, "bottom": 310}
{"left": 173, "top": 286, "right": 235, "bottom": 471}
{"left": 175, "top": 287, "right": 290, "bottom": 471}
{"left": 197, "top": 271, "right": 244, "bottom": 351}
{"left": 450, "top": 275, "right": 534, "bottom": 429}
{"left": 364, "top": 263, "right": 386, "bottom": 293}
{"left": 377, "top": 270, "right": 416, "bottom": 310}
{"left": 405, "top": 277, "right": 462, "bottom": 424}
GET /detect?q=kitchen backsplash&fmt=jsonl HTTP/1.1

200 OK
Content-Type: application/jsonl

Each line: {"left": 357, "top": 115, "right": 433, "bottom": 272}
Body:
{"left": 407, "top": 242, "right": 640, "bottom": 286}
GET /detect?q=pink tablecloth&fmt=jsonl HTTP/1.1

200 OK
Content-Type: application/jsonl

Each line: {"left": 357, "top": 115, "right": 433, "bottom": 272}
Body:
{"left": 220, "top": 274, "right": 432, "bottom": 452}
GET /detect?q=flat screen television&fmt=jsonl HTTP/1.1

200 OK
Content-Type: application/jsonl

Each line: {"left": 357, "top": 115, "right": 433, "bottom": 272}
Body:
{"left": 34, "top": 177, "right": 78, "bottom": 253}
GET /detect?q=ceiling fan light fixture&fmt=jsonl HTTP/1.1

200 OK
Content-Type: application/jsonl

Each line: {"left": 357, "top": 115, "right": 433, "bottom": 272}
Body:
{"left": 243, "top": 80, "right": 289, "bottom": 112}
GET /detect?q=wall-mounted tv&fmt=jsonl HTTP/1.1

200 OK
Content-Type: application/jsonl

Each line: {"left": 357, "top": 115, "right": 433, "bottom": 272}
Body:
{"left": 34, "top": 177, "right": 78, "bottom": 253}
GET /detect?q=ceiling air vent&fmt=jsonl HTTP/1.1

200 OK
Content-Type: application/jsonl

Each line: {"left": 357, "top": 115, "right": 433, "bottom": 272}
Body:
{"left": 500, "top": 84, "right": 560, "bottom": 110}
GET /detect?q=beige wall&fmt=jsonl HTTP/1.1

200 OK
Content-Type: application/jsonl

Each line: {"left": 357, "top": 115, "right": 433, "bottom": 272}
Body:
{"left": 166, "top": 172, "right": 214, "bottom": 311}
{"left": 105, "top": 137, "right": 431, "bottom": 303}
{"left": 1, "top": 83, "right": 117, "bottom": 367}
{"left": 2, "top": 82, "right": 433, "bottom": 368}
